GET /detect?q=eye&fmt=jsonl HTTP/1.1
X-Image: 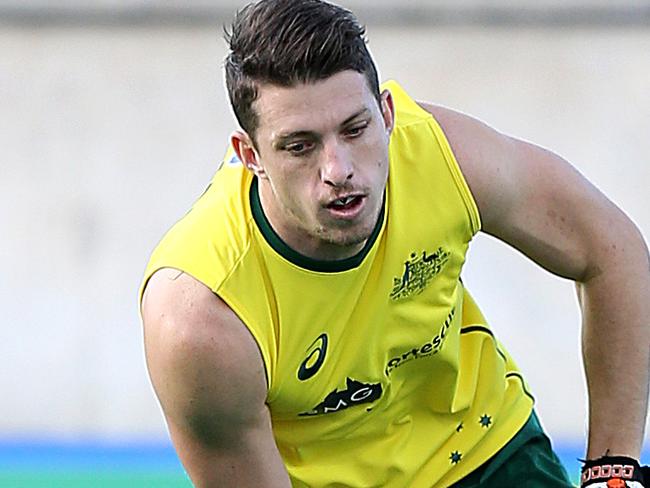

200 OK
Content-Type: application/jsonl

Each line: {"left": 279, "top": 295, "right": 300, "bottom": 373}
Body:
{"left": 345, "top": 121, "right": 369, "bottom": 138}
{"left": 285, "top": 141, "right": 314, "bottom": 156}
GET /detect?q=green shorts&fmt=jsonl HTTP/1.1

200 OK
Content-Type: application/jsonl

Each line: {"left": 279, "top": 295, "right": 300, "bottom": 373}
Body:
{"left": 450, "top": 412, "right": 575, "bottom": 488}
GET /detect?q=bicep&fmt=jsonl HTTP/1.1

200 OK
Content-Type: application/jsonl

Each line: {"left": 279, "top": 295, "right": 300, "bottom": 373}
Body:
{"left": 425, "top": 102, "right": 640, "bottom": 283}
{"left": 165, "top": 406, "right": 288, "bottom": 488}
{"left": 141, "top": 269, "right": 290, "bottom": 487}
{"left": 469, "top": 135, "right": 608, "bottom": 281}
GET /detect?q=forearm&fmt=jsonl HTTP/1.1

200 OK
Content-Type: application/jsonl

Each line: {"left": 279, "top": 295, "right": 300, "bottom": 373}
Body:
{"left": 579, "top": 229, "right": 650, "bottom": 459}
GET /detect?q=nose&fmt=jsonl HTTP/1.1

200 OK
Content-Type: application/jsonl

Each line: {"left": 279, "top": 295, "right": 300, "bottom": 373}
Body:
{"left": 320, "top": 139, "right": 353, "bottom": 188}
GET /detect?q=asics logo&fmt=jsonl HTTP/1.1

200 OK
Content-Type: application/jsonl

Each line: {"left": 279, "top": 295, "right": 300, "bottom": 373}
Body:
{"left": 297, "top": 333, "right": 328, "bottom": 381}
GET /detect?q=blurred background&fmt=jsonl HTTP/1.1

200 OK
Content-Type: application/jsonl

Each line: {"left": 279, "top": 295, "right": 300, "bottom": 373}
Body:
{"left": 2, "top": 0, "right": 649, "bottom": 486}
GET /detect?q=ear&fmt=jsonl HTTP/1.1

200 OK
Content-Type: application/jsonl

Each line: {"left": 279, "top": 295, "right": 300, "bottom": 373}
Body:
{"left": 380, "top": 89, "right": 395, "bottom": 138}
{"left": 230, "top": 130, "right": 268, "bottom": 179}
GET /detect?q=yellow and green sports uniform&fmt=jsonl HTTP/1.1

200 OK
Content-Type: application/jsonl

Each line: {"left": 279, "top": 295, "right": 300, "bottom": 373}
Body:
{"left": 141, "top": 81, "right": 538, "bottom": 487}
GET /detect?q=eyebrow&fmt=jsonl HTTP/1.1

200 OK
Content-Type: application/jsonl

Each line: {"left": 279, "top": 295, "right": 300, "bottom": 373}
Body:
{"left": 273, "top": 107, "right": 371, "bottom": 148}
{"left": 341, "top": 107, "right": 371, "bottom": 127}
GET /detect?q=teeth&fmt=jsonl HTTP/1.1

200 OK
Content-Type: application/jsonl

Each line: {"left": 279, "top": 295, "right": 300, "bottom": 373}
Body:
{"left": 331, "top": 196, "right": 357, "bottom": 208}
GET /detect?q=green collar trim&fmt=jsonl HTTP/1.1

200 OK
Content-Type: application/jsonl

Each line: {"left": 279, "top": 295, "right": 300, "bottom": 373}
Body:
{"left": 250, "top": 178, "right": 385, "bottom": 273}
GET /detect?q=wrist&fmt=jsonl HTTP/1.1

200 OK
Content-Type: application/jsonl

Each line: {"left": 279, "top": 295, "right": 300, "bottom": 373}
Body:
{"left": 581, "top": 456, "right": 647, "bottom": 488}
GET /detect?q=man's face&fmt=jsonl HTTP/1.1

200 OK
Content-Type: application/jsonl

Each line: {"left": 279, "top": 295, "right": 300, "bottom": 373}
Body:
{"left": 234, "top": 70, "right": 394, "bottom": 260}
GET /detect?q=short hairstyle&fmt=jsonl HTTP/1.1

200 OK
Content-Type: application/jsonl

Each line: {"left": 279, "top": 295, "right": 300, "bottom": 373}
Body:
{"left": 224, "top": 0, "right": 381, "bottom": 142}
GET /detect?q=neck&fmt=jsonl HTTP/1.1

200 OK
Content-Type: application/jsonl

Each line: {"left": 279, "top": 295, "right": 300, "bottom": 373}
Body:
{"left": 257, "top": 179, "right": 367, "bottom": 262}
{"left": 250, "top": 178, "right": 386, "bottom": 273}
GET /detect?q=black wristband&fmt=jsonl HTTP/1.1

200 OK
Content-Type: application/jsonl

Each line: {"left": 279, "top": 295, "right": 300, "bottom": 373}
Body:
{"left": 581, "top": 456, "right": 645, "bottom": 487}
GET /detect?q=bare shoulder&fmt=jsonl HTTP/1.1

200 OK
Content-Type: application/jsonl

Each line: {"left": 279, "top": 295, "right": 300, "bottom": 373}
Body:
{"left": 141, "top": 268, "right": 268, "bottom": 442}
{"left": 141, "top": 269, "right": 290, "bottom": 486}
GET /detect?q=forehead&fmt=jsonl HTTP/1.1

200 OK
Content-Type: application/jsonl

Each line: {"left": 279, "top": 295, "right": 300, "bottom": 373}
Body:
{"left": 253, "top": 71, "right": 376, "bottom": 138}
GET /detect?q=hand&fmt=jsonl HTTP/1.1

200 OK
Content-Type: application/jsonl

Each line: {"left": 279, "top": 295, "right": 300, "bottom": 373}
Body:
{"left": 581, "top": 456, "right": 648, "bottom": 488}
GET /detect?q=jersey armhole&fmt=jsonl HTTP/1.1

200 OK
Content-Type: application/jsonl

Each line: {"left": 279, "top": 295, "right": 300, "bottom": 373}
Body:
{"left": 382, "top": 80, "right": 481, "bottom": 235}
{"left": 427, "top": 115, "right": 482, "bottom": 236}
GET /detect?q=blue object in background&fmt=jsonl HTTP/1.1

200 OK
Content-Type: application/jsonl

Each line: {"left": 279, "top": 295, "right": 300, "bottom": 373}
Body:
{"left": 0, "top": 438, "right": 647, "bottom": 487}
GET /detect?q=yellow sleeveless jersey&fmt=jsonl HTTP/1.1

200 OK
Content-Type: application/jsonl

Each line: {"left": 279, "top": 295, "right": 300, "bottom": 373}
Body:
{"left": 140, "top": 81, "right": 534, "bottom": 487}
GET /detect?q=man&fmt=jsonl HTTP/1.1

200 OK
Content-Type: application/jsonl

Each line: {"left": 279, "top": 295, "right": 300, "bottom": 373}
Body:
{"left": 139, "top": 0, "right": 650, "bottom": 486}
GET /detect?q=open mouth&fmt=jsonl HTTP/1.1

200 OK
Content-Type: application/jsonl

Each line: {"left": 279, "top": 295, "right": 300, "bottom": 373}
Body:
{"left": 325, "top": 195, "right": 366, "bottom": 219}
{"left": 327, "top": 195, "right": 363, "bottom": 211}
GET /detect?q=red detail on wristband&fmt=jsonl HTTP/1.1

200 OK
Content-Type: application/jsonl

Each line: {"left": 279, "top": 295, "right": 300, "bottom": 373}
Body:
{"left": 606, "top": 479, "right": 626, "bottom": 488}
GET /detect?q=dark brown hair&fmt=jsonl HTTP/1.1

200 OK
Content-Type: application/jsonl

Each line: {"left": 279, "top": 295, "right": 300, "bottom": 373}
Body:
{"left": 224, "top": 0, "right": 381, "bottom": 142}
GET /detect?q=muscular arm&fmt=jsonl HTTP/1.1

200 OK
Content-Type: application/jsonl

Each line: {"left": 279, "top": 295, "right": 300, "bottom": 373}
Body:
{"left": 141, "top": 269, "right": 291, "bottom": 487}
{"left": 422, "top": 102, "right": 650, "bottom": 458}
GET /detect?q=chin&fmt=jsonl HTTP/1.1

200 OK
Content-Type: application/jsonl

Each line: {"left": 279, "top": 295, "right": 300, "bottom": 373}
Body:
{"left": 320, "top": 223, "right": 375, "bottom": 249}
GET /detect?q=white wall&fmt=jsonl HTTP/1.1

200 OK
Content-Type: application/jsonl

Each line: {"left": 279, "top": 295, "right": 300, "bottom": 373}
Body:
{"left": 2, "top": 20, "right": 648, "bottom": 444}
